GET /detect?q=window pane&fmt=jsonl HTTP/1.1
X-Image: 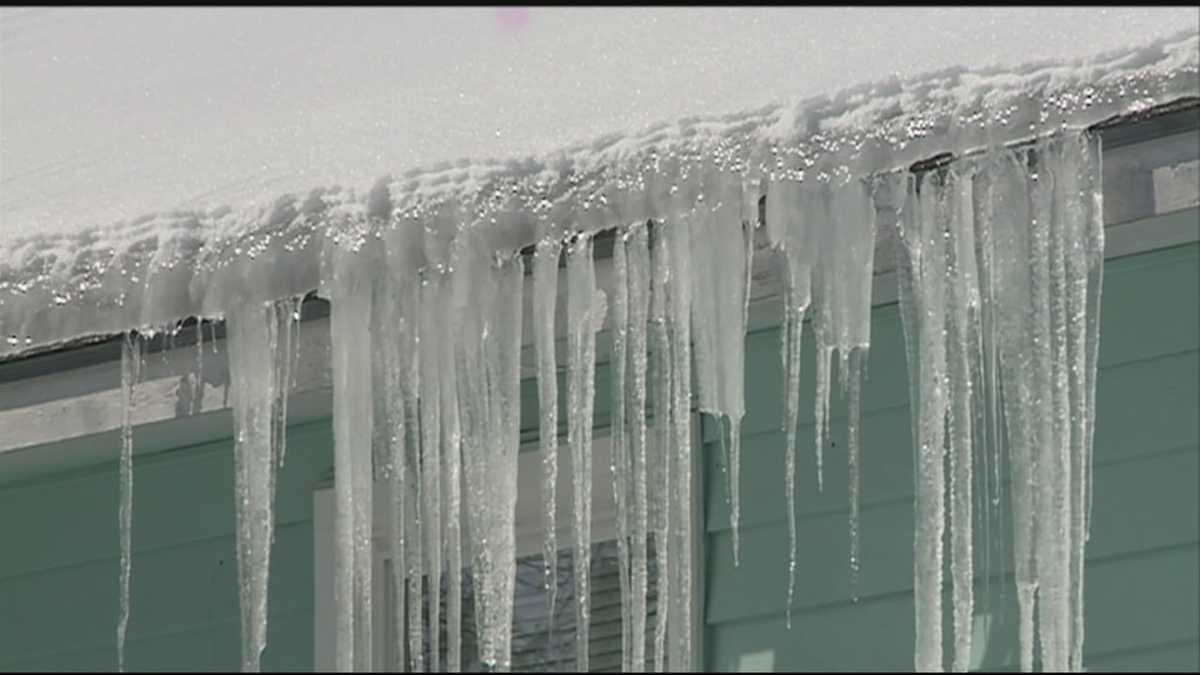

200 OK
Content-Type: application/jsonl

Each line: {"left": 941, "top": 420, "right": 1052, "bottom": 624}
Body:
{"left": 387, "top": 538, "right": 660, "bottom": 672}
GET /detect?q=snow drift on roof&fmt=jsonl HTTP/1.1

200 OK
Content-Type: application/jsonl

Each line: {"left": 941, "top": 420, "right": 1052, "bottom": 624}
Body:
{"left": 0, "top": 28, "right": 1196, "bottom": 359}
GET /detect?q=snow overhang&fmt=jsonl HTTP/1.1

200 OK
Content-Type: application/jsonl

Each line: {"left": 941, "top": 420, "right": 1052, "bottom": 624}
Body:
{"left": 0, "top": 29, "right": 1197, "bottom": 362}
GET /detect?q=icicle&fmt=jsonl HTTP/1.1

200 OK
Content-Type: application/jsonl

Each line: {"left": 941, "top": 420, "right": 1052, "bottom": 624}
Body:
{"left": 533, "top": 236, "right": 561, "bottom": 639}
{"left": 626, "top": 222, "right": 652, "bottom": 672}
{"left": 1078, "top": 131, "right": 1105, "bottom": 671}
{"left": 1047, "top": 132, "right": 1103, "bottom": 674}
{"left": 375, "top": 268, "right": 413, "bottom": 673}
{"left": 322, "top": 240, "right": 375, "bottom": 672}
{"left": 945, "top": 165, "right": 979, "bottom": 673}
{"left": 459, "top": 248, "right": 525, "bottom": 671}
{"left": 989, "top": 145, "right": 1040, "bottom": 673}
{"left": 159, "top": 322, "right": 172, "bottom": 366}
{"left": 665, "top": 215, "right": 694, "bottom": 673}
{"left": 973, "top": 132, "right": 1103, "bottom": 672}
{"left": 687, "top": 167, "right": 751, "bottom": 565}
{"left": 567, "top": 232, "right": 602, "bottom": 672}
{"left": 405, "top": 396, "right": 425, "bottom": 675}
{"left": 829, "top": 178, "right": 879, "bottom": 598}
{"left": 210, "top": 318, "right": 220, "bottom": 355}
{"left": 1027, "top": 144, "right": 1071, "bottom": 675}
{"left": 194, "top": 320, "right": 205, "bottom": 414}
{"left": 807, "top": 183, "right": 836, "bottom": 495}
{"left": 275, "top": 297, "right": 301, "bottom": 470}
{"left": 1083, "top": 132, "right": 1105, "bottom": 546}
{"left": 845, "top": 347, "right": 864, "bottom": 602}
{"left": 418, "top": 273, "right": 443, "bottom": 674}
{"left": 611, "top": 226, "right": 632, "bottom": 673}
{"left": 728, "top": 211, "right": 754, "bottom": 565}
{"left": 226, "top": 298, "right": 296, "bottom": 671}
{"left": 897, "top": 170, "right": 949, "bottom": 673}
{"left": 648, "top": 222, "right": 673, "bottom": 673}
{"left": 812, "top": 333, "right": 832, "bottom": 493}
{"left": 441, "top": 281, "right": 463, "bottom": 674}
{"left": 971, "top": 160, "right": 1004, "bottom": 634}
{"left": 778, "top": 238, "right": 812, "bottom": 629}
{"left": 775, "top": 175, "right": 814, "bottom": 629}
{"left": 400, "top": 281, "right": 424, "bottom": 675}
{"left": 495, "top": 255, "right": 525, "bottom": 671}
{"left": 1062, "top": 142, "right": 1089, "bottom": 674}
{"left": 117, "top": 331, "right": 142, "bottom": 673}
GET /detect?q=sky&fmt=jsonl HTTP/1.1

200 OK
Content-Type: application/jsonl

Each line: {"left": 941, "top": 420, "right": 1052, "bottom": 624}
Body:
{"left": 1, "top": 6, "right": 1197, "bottom": 237}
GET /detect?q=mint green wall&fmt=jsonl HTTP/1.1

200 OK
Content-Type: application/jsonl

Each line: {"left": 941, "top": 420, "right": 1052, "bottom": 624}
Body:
{"left": 0, "top": 421, "right": 333, "bottom": 671}
{"left": 701, "top": 242, "right": 1200, "bottom": 671}
{"left": 0, "top": 243, "right": 1195, "bottom": 672}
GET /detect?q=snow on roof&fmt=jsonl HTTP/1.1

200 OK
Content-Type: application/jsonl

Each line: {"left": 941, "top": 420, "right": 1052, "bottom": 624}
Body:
{"left": 1, "top": 28, "right": 1197, "bottom": 359}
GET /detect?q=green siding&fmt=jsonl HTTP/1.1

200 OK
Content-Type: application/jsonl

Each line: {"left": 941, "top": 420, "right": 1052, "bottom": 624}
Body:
{"left": 702, "top": 242, "right": 1200, "bottom": 671}
{"left": 0, "top": 420, "right": 333, "bottom": 671}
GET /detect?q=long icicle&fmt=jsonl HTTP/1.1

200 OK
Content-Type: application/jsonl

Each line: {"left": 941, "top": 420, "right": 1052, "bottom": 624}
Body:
{"left": 227, "top": 298, "right": 294, "bottom": 672}
{"left": 440, "top": 270, "right": 464, "bottom": 674}
{"left": 567, "top": 232, "right": 602, "bottom": 672}
{"left": 945, "top": 165, "right": 978, "bottom": 672}
{"left": 1031, "top": 144, "right": 1071, "bottom": 674}
{"left": 845, "top": 347, "right": 864, "bottom": 603}
{"left": 377, "top": 271, "right": 412, "bottom": 672}
{"left": 899, "top": 170, "right": 949, "bottom": 673}
{"left": 611, "top": 226, "right": 632, "bottom": 673}
{"left": 1058, "top": 134, "right": 1090, "bottom": 674}
{"left": 813, "top": 312, "right": 832, "bottom": 494}
{"left": 702, "top": 169, "right": 753, "bottom": 567}
{"left": 402, "top": 288, "right": 424, "bottom": 674}
{"left": 991, "top": 145, "right": 1039, "bottom": 673}
{"left": 781, "top": 252, "right": 809, "bottom": 629}
{"left": 455, "top": 243, "right": 520, "bottom": 670}
{"left": 117, "top": 330, "right": 143, "bottom": 673}
{"left": 770, "top": 171, "right": 814, "bottom": 630}
{"left": 626, "top": 222, "right": 652, "bottom": 672}
{"left": 832, "top": 177, "right": 879, "bottom": 603}
{"left": 324, "top": 240, "right": 375, "bottom": 672}
{"left": 418, "top": 273, "right": 443, "bottom": 674}
{"left": 463, "top": 251, "right": 526, "bottom": 670}
{"left": 735, "top": 205, "right": 756, "bottom": 571}
{"left": 533, "top": 235, "right": 562, "bottom": 645}
{"left": 1077, "top": 131, "right": 1105, "bottom": 672}
{"left": 971, "top": 159, "right": 1004, "bottom": 643}
{"left": 666, "top": 216, "right": 694, "bottom": 673}
{"left": 648, "top": 221, "right": 673, "bottom": 673}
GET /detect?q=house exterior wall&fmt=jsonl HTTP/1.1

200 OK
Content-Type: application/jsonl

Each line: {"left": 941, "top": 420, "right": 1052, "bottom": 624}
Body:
{"left": 0, "top": 422, "right": 332, "bottom": 671}
{"left": 702, "top": 240, "right": 1200, "bottom": 672}
{"left": 0, "top": 245, "right": 1195, "bottom": 670}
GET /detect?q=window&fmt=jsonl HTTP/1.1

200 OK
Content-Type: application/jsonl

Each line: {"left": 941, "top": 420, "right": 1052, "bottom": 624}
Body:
{"left": 314, "top": 429, "right": 697, "bottom": 671}
{"left": 381, "top": 538, "right": 660, "bottom": 672}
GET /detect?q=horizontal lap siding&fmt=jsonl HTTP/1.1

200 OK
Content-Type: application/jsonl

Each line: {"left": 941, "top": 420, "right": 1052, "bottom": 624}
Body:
{"left": 702, "top": 242, "right": 1200, "bottom": 671}
{"left": 0, "top": 419, "right": 333, "bottom": 671}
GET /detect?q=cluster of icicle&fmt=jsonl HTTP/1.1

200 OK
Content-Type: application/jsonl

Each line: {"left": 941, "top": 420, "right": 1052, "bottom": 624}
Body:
{"left": 305, "top": 159, "right": 759, "bottom": 672}
{"left": 891, "top": 130, "right": 1103, "bottom": 672}
{"left": 114, "top": 306, "right": 301, "bottom": 674}
{"left": 110, "top": 130, "right": 1102, "bottom": 673}
{"left": 317, "top": 199, "right": 538, "bottom": 672}
{"left": 226, "top": 297, "right": 302, "bottom": 672}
